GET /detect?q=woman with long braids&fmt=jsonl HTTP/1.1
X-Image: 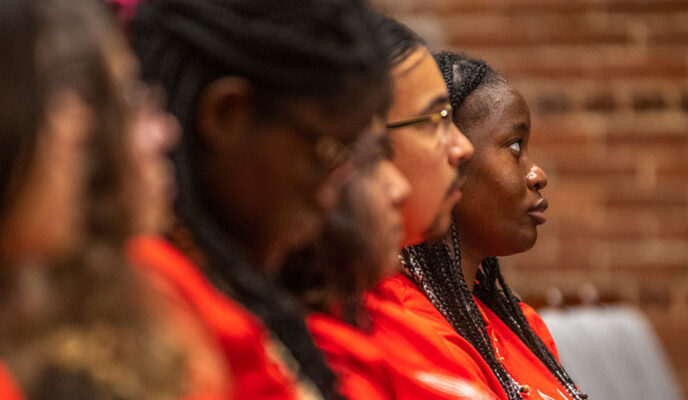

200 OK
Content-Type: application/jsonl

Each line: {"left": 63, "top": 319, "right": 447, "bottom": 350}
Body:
{"left": 0, "top": 0, "right": 230, "bottom": 398}
{"left": 127, "top": 0, "right": 390, "bottom": 398}
{"left": 374, "top": 50, "right": 587, "bottom": 400}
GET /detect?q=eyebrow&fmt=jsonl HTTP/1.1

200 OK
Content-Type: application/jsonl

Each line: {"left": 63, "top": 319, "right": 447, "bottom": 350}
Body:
{"left": 512, "top": 121, "right": 529, "bottom": 133}
{"left": 419, "top": 95, "right": 449, "bottom": 115}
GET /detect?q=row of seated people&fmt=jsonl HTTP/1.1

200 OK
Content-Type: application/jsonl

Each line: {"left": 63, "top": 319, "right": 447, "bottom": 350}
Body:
{"left": 0, "top": 0, "right": 589, "bottom": 399}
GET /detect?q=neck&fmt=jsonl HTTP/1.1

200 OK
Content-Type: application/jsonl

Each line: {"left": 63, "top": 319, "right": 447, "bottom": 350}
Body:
{"left": 455, "top": 235, "right": 484, "bottom": 292}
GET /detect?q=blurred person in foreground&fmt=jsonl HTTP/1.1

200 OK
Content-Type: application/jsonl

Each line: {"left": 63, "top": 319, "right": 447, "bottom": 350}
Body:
{"left": 0, "top": 0, "right": 230, "bottom": 398}
{"left": 127, "top": 0, "right": 391, "bottom": 398}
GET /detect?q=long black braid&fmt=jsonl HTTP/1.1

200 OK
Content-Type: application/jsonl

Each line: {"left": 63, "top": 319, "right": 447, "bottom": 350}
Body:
{"left": 401, "top": 222, "right": 524, "bottom": 400}
{"left": 400, "top": 51, "right": 586, "bottom": 399}
{"left": 475, "top": 258, "right": 586, "bottom": 399}
{"left": 130, "top": 1, "right": 387, "bottom": 399}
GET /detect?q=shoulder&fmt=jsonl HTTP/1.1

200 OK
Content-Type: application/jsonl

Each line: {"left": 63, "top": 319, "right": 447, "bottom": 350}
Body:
{"left": 127, "top": 235, "right": 298, "bottom": 400}
{"left": 308, "top": 314, "right": 499, "bottom": 400}
{"left": 371, "top": 273, "right": 439, "bottom": 320}
{"left": 307, "top": 313, "right": 393, "bottom": 400}
{"left": 308, "top": 313, "right": 386, "bottom": 366}
{"left": 371, "top": 273, "right": 411, "bottom": 304}
{"left": 367, "top": 288, "right": 502, "bottom": 396}
{"left": 127, "top": 235, "right": 259, "bottom": 333}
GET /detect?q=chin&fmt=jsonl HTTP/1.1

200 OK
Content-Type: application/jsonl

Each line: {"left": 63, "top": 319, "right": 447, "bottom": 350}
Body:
{"left": 515, "top": 231, "right": 538, "bottom": 254}
{"left": 494, "top": 229, "right": 537, "bottom": 257}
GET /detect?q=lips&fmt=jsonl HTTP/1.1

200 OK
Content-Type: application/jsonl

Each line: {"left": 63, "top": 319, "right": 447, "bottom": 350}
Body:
{"left": 528, "top": 198, "right": 548, "bottom": 225}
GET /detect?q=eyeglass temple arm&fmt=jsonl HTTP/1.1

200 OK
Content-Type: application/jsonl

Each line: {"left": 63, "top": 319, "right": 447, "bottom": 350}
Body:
{"left": 386, "top": 109, "right": 448, "bottom": 130}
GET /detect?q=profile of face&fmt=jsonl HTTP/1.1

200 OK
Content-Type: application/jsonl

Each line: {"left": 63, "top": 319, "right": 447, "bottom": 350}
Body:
{"left": 0, "top": 90, "right": 92, "bottom": 263}
{"left": 454, "top": 84, "right": 549, "bottom": 257}
{"left": 349, "top": 156, "right": 411, "bottom": 280}
{"left": 0, "top": 29, "right": 179, "bottom": 264}
{"left": 386, "top": 47, "right": 474, "bottom": 247}
{"left": 197, "top": 79, "right": 389, "bottom": 269}
{"left": 105, "top": 37, "right": 180, "bottom": 235}
{"left": 278, "top": 123, "right": 410, "bottom": 306}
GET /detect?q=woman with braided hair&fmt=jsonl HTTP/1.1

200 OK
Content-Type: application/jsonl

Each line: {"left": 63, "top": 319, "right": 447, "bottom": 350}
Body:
{"left": 374, "top": 50, "right": 587, "bottom": 400}
{"left": 127, "top": 0, "right": 390, "bottom": 399}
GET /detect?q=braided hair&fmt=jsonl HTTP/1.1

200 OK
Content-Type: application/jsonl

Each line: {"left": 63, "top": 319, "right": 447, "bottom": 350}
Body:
{"left": 401, "top": 52, "right": 586, "bottom": 400}
{"left": 130, "top": 1, "right": 388, "bottom": 398}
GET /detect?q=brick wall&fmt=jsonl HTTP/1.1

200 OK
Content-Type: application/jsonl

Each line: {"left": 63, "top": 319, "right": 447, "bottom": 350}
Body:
{"left": 371, "top": 0, "right": 688, "bottom": 394}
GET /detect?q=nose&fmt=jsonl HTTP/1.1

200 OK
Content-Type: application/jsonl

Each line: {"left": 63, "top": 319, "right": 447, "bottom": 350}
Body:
{"left": 445, "top": 122, "right": 473, "bottom": 168}
{"left": 315, "top": 161, "right": 355, "bottom": 211}
{"left": 133, "top": 105, "right": 180, "bottom": 156}
{"left": 380, "top": 160, "right": 411, "bottom": 208}
{"left": 160, "top": 112, "right": 181, "bottom": 152}
{"left": 526, "top": 164, "right": 548, "bottom": 191}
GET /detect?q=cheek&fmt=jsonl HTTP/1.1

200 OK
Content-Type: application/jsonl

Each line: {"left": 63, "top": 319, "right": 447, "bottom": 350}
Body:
{"left": 357, "top": 183, "right": 400, "bottom": 277}
{"left": 392, "top": 137, "right": 453, "bottom": 213}
{"left": 459, "top": 159, "right": 525, "bottom": 224}
{"left": 256, "top": 136, "right": 322, "bottom": 219}
{"left": 1, "top": 137, "right": 86, "bottom": 261}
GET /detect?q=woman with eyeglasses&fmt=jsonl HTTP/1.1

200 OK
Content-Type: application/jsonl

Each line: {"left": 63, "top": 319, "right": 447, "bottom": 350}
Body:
{"left": 0, "top": 0, "right": 231, "bottom": 398}
{"left": 374, "top": 51, "right": 587, "bottom": 400}
{"left": 127, "top": 0, "right": 391, "bottom": 398}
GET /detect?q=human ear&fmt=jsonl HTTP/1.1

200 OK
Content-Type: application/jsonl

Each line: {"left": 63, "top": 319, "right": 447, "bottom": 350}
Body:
{"left": 197, "top": 76, "right": 256, "bottom": 153}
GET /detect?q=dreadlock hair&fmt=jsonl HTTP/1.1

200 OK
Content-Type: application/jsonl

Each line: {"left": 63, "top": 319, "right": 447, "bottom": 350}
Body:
{"left": 130, "top": 1, "right": 389, "bottom": 398}
{"left": 401, "top": 51, "right": 586, "bottom": 400}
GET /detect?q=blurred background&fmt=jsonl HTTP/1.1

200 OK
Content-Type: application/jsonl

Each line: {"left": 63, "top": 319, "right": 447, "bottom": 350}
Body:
{"left": 372, "top": 0, "right": 688, "bottom": 397}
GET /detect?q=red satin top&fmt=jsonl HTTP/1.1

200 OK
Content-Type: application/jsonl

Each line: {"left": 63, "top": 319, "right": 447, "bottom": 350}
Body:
{"left": 371, "top": 273, "right": 571, "bottom": 400}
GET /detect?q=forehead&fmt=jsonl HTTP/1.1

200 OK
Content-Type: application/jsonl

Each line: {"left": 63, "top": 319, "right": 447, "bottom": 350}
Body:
{"left": 387, "top": 47, "right": 448, "bottom": 121}
{"left": 462, "top": 85, "right": 530, "bottom": 141}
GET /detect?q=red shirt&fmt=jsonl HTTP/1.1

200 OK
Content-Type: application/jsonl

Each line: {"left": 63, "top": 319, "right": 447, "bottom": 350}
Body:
{"left": 308, "top": 312, "right": 498, "bottom": 400}
{"left": 372, "top": 273, "right": 570, "bottom": 400}
{"left": 128, "top": 236, "right": 300, "bottom": 400}
{"left": 0, "top": 363, "right": 22, "bottom": 400}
